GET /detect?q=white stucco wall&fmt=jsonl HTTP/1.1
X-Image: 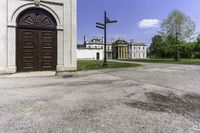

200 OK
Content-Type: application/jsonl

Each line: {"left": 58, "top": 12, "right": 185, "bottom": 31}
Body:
{"left": 0, "top": 0, "right": 77, "bottom": 74}
{"left": 0, "top": 0, "right": 7, "bottom": 73}
{"left": 131, "top": 46, "right": 147, "bottom": 59}
{"left": 77, "top": 49, "right": 104, "bottom": 60}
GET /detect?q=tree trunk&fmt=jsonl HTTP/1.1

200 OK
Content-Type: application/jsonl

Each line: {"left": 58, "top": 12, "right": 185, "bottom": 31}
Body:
{"left": 174, "top": 44, "right": 180, "bottom": 61}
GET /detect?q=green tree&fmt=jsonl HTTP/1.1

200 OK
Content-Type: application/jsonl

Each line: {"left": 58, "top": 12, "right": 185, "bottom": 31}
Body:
{"left": 194, "top": 35, "right": 200, "bottom": 58}
{"left": 160, "top": 9, "right": 196, "bottom": 61}
{"left": 150, "top": 35, "right": 163, "bottom": 58}
{"left": 179, "top": 42, "right": 194, "bottom": 58}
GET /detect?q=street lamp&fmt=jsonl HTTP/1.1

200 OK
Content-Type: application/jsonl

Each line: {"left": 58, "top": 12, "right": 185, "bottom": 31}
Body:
{"left": 96, "top": 11, "right": 117, "bottom": 67}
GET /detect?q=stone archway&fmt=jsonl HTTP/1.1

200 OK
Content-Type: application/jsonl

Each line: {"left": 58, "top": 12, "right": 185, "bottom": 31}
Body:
{"left": 16, "top": 8, "right": 57, "bottom": 72}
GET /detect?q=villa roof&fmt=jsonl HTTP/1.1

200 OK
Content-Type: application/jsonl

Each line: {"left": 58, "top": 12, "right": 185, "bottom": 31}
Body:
{"left": 113, "top": 39, "right": 128, "bottom": 45}
{"left": 131, "top": 43, "right": 146, "bottom": 46}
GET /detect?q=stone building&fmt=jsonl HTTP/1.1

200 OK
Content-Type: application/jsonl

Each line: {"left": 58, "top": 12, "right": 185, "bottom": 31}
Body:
{"left": 77, "top": 37, "right": 107, "bottom": 60}
{"left": 112, "top": 39, "right": 129, "bottom": 59}
{"left": 0, "top": 0, "right": 77, "bottom": 74}
{"left": 77, "top": 37, "right": 147, "bottom": 60}
{"left": 129, "top": 42, "right": 147, "bottom": 59}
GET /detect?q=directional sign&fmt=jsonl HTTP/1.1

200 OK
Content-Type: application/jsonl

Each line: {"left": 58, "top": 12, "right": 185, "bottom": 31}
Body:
{"left": 96, "top": 26, "right": 105, "bottom": 29}
{"left": 108, "top": 20, "right": 118, "bottom": 23}
{"left": 96, "top": 11, "right": 117, "bottom": 67}
{"left": 96, "top": 22, "right": 105, "bottom": 26}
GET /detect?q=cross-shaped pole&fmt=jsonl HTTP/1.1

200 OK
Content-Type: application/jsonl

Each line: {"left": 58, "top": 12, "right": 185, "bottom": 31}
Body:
{"left": 96, "top": 11, "right": 117, "bottom": 67}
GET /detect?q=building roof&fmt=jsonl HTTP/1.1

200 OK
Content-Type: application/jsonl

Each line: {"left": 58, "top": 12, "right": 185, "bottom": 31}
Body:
{"left": 86, "top": 42, "right": 103, "bottom": 45}
{"left": 131, "top": 43, "right": 146, "bottom": 46}
{"left": 77, "top": 44, "right": 86, "bottom": 49}
{"left": 77, "top": 44, "right": 102, "bottom": 50}
{"left": 112, "top": 39, "right": 128, "bottom": 46}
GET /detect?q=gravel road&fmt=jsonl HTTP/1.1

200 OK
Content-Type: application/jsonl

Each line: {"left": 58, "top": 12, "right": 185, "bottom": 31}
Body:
{"left": 0, "top": 63, "right": 200, "bottom": 133}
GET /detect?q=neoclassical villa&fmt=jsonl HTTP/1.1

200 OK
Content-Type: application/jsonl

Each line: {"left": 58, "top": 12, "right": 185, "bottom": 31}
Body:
{"left": 77, "top": 37, "right": 147, "bottom": 60}
{"left": 0, "top": 0, "right": 77, "bottom": 74}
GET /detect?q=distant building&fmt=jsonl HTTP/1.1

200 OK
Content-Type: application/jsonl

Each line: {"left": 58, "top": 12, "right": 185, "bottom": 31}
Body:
{"left": 112, "top": 39, "right": 129, "bottom": 59}
{"left": 77, "top": 37, "right": 147, "bottom": 60}
{"left": 77, "top": 37, "right": 104, "bottom": 60}
{"left": 129, "top": 42, "right": 147, "bottom": 59}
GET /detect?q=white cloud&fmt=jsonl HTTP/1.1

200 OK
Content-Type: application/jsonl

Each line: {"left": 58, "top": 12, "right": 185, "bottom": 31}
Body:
{"left": 139, "top": 19, "right": 160, "bottom": 29}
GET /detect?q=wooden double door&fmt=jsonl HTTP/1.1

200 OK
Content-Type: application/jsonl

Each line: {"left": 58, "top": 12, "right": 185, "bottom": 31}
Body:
{"left": 16, "top": 8, "right": 57, "bottom": 72}
{"left": 17, "top": 28, "right": 57, "bottom": 72}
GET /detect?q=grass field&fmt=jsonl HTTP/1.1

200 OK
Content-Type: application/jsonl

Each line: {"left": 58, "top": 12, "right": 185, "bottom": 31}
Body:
{"left": 77, "top": 60, "right": 140, "bottom": 71}
{"left": 123, "top": 59, "right": 200, "bottom": 65}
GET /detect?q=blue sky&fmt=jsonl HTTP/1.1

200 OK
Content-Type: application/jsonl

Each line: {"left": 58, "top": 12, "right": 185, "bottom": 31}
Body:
{"left": 77, "top": 0, "right": 200, "bottom": 46}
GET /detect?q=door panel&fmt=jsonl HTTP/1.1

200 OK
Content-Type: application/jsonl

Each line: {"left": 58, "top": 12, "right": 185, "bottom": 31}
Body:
{"left": 17, "top": 28, "right": 57, "bottom": 72}
{"left": 38, "top": 30, "right": 57, "bottom": 71}
{"left": 17, "top": 29, "right": 38, "bottom": 72}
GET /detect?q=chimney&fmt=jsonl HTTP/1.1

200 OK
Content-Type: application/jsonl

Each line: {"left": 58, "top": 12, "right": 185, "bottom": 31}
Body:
{"left": 84, "top": 36, "right": 88, "bottom": 43}
{"left": 83, "top": 36, "right": 87, "bottom": 46}
{"left": 101, "top": 37, "right": 104, "bottom": 43}
{"left": 111, "top": 38, "right": 115, "bottom": 43}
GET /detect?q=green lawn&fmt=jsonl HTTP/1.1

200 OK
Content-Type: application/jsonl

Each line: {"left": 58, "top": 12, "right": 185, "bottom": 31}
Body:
{"left": 77, "top": 60, "right": 140, "bottom": 71}
{"left": 123, "top": 59, "right": 200, "bottom": 65}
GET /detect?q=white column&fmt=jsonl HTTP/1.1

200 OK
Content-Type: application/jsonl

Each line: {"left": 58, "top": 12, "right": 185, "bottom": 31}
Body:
{"left": 121, "top": 46, "right": 123, "bottom": 59}
{"left": 71, "top": 0, "right": 77, "bottom": 69}
{"left": 62, "top": 0, "right": 77, "bottom": 71}
{"left": 7, "top": 26, "right": 16, "bottom": 73}
{"left": 57, "top": 29, "right": 64, "bottom": 69}
{"left": 0, "top": 0, "right": 7, "bottom": 72}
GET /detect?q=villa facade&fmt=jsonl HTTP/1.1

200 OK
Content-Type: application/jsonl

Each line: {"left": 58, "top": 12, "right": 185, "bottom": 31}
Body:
{"left": 77, "top": 37, "right": 147, "bottom": 60}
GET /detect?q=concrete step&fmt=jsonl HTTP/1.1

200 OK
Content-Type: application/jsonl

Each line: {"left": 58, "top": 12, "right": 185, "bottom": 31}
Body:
{"left": 8, "top": 71, "right": 56, "bottom": 78}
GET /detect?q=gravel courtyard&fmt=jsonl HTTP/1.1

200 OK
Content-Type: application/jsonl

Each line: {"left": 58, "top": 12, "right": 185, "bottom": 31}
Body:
{"left": 0, "top": 63, "right": 200, "bottom": 133}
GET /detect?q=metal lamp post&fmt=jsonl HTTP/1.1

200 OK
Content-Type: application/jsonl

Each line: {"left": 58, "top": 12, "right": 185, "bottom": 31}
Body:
{"left": 96, "top": 11, "right": 117, "bottom": 67}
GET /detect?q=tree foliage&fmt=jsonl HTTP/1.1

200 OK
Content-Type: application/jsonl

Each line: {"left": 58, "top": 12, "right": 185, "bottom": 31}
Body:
{"left": 160, "top": 10, "right": 196, "bottom": 42}
{"left": 193, "top": 35, "right": 200, "bottom": 58}
{"left": 149, "top": 10, "right": 197, "bottom": 59}
{"left": 150, "top": 35, "right": 162, "bottom": 58}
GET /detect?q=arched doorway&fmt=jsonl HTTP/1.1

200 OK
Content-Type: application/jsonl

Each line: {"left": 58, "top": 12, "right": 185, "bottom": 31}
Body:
{"left": 16, "top": 8, "right": 57, "bottom": 72}
{"left": 96, "top": 52, "right": 100, "bottom": 60}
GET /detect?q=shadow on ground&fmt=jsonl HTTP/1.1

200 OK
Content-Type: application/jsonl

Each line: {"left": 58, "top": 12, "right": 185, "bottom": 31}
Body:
{"left": 124, "top": 92, "right": 200, "bottom": 120}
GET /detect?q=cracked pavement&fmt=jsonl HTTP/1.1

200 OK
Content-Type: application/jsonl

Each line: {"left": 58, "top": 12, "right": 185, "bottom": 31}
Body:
{"left": 0, "top": 63, "right": 200, "bottom": 133}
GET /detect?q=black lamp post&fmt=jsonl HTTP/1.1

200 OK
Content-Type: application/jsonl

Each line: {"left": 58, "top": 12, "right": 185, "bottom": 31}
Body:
{"left": 96, "top": 11, "right": 117, "bottom": 67}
